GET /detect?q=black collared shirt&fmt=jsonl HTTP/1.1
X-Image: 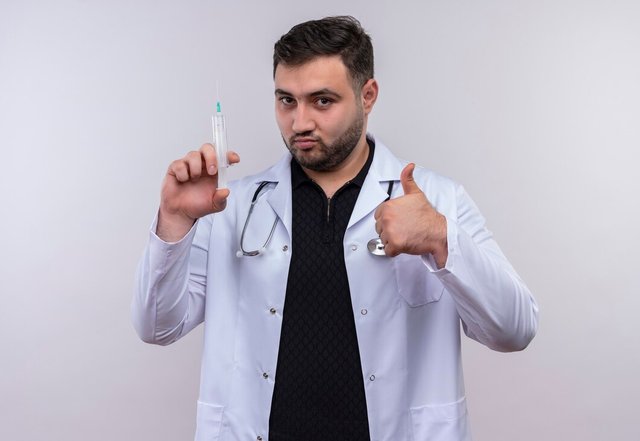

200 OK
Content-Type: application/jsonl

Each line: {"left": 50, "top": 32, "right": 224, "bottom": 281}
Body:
{"left": 269, "top": 140, "right": 375, "bottom": 441}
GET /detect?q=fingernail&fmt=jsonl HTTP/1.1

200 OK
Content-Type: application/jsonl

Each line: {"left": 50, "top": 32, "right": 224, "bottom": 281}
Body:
{"left": 209, "top": 165, "right": 216, "bottom": 175}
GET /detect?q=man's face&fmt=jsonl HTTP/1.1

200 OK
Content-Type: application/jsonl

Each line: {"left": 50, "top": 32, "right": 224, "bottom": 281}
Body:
{"left": 274, "top": 55, "right": 367, "bottom": 172}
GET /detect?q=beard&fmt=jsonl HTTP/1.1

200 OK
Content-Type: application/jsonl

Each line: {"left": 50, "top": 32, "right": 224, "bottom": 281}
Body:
{"left": 283, "top": 110, "right": 365, "bottom": 172}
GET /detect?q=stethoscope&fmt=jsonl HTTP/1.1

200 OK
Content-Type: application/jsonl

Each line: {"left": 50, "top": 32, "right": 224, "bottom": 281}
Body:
{"left": 237, "top": 181, "right": 279, "bottom": 257}
{"left": 366, "top": 180, "right": 394, "bottom": 256}
{"left": 238, "top": 180, "right": 394, "bottom": 257}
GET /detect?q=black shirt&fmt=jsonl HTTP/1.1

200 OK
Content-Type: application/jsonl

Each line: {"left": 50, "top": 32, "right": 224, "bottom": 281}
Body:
{"left": 268, "top": 140, "right": 375, "bottom": 441}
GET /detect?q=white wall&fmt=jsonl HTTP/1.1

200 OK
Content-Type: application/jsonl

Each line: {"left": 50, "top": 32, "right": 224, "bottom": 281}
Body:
{"left": 1, "top": 0, "right": 638, "bottom": 439}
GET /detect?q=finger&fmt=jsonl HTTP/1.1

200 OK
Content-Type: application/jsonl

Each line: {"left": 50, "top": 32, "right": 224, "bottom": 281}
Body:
{"left": 185, "top": 150, "right": 204, "bottom": 179}
{"left": 200, "top": 143, "right": 217, "bottom": 175}
{"left": 385, "top": 245, "right": 399, "bottom": 257}
{"left": 375, "top": 220, "right": 382, "bottom": 236}
{"left": 211, "top": 188, "right": 230, "bottom": 212}
{"left": 168, "top": 159, "right": 190, "bottom": 182}
{"left": 383, "top": 242, "right": 399, "bottom": 257}
{"left": 374, "top": 204, "right": 383, "bottom": 220}
{"left": 400, "top": 163, "right": 422, "bottom": 195}
{"left": 227, "top": 151, "right": 241, "bottom": 165}
{"left": 380, "top": 234, "right": 397, "bottom": 257}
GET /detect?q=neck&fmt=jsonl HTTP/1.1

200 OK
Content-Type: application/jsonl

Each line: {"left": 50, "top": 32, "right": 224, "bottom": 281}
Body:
{"left": 303, "top": 134, "right": 369, "bottom": 197}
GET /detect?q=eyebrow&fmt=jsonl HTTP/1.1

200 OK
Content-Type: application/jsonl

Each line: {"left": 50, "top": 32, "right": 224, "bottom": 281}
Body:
{"left": 274, "top": 88, "right": 342, "bottom": 99}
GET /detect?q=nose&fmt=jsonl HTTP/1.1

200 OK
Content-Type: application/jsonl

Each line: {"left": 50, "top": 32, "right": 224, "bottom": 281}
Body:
{"left": 291, "top": 104, "right": 316, "bottom": 134}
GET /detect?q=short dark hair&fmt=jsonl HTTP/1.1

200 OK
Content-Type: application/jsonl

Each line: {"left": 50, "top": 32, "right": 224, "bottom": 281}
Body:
{"left": 273, "top": 16, "right": 374, "bottom": 91}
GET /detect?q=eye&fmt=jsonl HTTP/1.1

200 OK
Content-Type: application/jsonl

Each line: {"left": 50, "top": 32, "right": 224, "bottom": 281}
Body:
{"left": 279, "top": 96, "right": 295, "bottom": 106}
{"left": 315, "top": 97, "right": 333, "bottom": 107}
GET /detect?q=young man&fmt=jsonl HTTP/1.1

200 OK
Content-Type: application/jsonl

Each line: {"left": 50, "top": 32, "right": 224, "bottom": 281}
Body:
{"left": 133, "top": 16, "right": 538, "bottom": 441}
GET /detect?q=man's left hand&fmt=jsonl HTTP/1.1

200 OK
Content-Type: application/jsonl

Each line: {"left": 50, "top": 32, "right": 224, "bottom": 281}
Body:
{"left": 374, "top": 163, "right": 448, "bottom": 268}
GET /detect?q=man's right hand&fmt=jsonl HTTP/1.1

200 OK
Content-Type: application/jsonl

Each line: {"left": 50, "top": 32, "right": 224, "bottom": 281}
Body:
{"left": 157, "top": 143, "right": 240, "bottom": 242}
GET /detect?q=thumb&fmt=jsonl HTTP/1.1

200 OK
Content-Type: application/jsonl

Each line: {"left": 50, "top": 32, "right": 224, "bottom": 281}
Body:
{"left": 400, "top": 163, "right": 421, "bottom": 195}
{"left": 211, "top": 188, "right": 230, "bottom": 212}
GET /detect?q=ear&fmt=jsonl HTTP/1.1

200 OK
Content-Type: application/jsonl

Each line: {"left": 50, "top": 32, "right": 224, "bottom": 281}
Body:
{"left": 361, "top": 78, "right": 379, "bottom": 115}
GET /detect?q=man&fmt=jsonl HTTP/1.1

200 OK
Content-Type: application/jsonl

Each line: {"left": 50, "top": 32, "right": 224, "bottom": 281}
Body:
{"left": 133, "top": 16, "right": 538, "bottom": 441}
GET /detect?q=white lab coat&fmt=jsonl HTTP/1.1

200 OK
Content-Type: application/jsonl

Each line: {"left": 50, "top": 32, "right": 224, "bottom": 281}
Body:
{"left": 133, "top": 136, "right": 538, "bottom": 441}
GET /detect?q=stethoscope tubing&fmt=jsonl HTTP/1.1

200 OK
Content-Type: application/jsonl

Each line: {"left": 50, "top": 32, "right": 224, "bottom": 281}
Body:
{"left": 238, "top": 180, "right": 394, "bottom": 257}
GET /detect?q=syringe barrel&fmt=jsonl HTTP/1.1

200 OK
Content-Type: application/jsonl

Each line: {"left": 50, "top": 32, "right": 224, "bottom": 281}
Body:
{"left": 213, "top": 113, "right": 229, "bottom": 168}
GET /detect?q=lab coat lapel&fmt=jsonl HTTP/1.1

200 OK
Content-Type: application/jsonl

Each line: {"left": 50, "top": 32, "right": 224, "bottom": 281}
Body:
{"left": 348, "top": 138, "right": 405, "bottom": 229}
{"left": 348, "top": 171, "right": 388, "bottom": 229}
{"left": 261, "top": 154, "right": 293, "bottom": 240}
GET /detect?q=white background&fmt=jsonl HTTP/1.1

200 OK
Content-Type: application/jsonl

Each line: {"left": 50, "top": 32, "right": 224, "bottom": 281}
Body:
{"left": 1, "top": 0, "right": 639, "bottom": 439}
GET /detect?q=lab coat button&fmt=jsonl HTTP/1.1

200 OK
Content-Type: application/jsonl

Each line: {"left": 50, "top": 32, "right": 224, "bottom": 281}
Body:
{"left": 351, "top": 244, "right": 358, "bottom": 251}
{"left": 257, "top": 437, "right": 263, "bottom": 441}
{"left": 282, "top": 245, "right": 289, "bottom": 252}
{"left": 361, "top": 309, "right": 368, "bottom": 315}
{"left": 369, "top": 374, "right": 376, "bottom": 381}
{"left": 262, "top": 372, "right": 269, "bottom": 379}
{"left": 269, "top": 307, "right": 277, "bottom": 315}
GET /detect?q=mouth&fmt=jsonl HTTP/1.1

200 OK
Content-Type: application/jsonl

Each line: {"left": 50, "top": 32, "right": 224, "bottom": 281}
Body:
{"left": 291, "top": 137, "right": 319, "bottom": 150}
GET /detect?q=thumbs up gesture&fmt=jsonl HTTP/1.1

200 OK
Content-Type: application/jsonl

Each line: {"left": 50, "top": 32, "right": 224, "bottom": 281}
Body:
{"left": 373, "top": 163, "right": 448, "bottom": 267}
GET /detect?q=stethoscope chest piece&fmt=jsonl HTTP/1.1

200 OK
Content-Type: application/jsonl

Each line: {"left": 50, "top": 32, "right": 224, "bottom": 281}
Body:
{"left": 367, "top": 238, "right": 386, "bottom": 256}
{"left": 366, "top": 180, "right": 395, "bottom": 257}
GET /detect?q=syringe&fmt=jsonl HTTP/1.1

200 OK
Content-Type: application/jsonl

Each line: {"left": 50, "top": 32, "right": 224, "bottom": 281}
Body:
{"left": 211, "top": 100, "right": 229, "bottom": 189}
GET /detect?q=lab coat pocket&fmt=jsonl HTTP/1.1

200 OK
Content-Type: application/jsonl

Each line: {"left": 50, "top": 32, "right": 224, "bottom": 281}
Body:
{"left": 194, "top": 401, "right": 225, "bottom": 441}
{"left": 392, "top": 254, "right": 444, "bottom": 307}
{"left": 409, "top": 397, "right": 470, "bottom": 441}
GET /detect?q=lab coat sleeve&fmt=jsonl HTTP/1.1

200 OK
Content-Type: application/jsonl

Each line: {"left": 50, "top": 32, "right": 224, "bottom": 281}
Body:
{"left": 422, "top": 183, "right": 539, "bottom": 352}
{"left": 131, "top": 214, "right": 212, "bottom": 345}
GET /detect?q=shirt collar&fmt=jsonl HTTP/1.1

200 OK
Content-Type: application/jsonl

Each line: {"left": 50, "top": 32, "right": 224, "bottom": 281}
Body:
{"left": 291, "top": 137, "right": 376, "bottom": 189}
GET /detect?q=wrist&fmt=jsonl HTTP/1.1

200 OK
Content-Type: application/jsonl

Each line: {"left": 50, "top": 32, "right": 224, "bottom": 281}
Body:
{"left": 430, "top": 213, "right": 448, "bottom": 268}
{"left": 157, "top": 207, "right": 196, "bottom": 242}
